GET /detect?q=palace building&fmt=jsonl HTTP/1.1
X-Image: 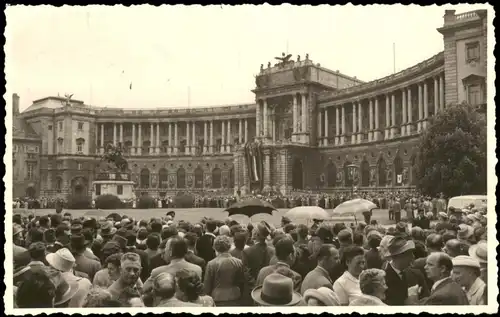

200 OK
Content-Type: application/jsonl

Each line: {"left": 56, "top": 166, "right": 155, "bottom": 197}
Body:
{"left": 12, "top": 9, "right": 488, "bottom": 199}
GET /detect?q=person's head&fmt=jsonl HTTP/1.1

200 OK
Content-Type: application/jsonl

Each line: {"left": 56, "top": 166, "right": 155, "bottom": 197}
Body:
{"left": 39, "top": 216, "right": 50, "bottom": 228}
{"left": 274, "top": 236, "right": 295, "bottom": 264}
{"left": 425, "top": 233, "right": 443, "bottom": 252}
{"left": 175, "top": 268, "right": 203, "bottom": 302}
{"left": 153, "top": 273, "right": 176, "bottom": 301}
{"left": 218, "top": 225, "right": 231, "bottom": 237}
{"left": 161, "top": 226, "right": 178, "bottom": 241}
{"left": 281, "top": 216, "right": 292, "bottom": 228}
{"left": 213, "top": 235, "right": 232, "bottom": 255}
{"left": 120, "top": 252, "right": 142, "bottom": 286}
{"left": 100, "top": 241, "right": 122, "bottom": 264}
{"left": 205, "top": 219, "right": 217, "bottom": 233}
{"left": 70, "top": 234, "right": 86, "bottom": 254}
{"left": 29, "top": 242, "right": 46, "bottom": 262}
{"left": 28, "top": 228, "right": 44, "bottom": 244}
{"left": 425, "top": 252, "right": 452, "bottom": 282}
{"left": 83, "top": 288, "right": 122, "bottom": 307}
{"left": 353, "top": 232, "right": 364, "bottom": 247}
{"left": 317, "top": 244, "right": 340, "bottom": 272}
{"left": 296, "top": 224, "right": 308, "bottom": 240}
{"left": 146, "top": 234, "right": 161, "bottom": 251}
{"left": 105, "top": 253, "right": 124, "bottom": 281}
{"left": 342, "top": 246, "right": 366, "bottom": 278}
{"left": 16, "top": 269, "right": 56, "bottom": 308}
{"left": 359, "top": 269, "right": 388, "bottom": 300}
{"left": 367, "top": 231, "right": 382, "bottom": 249}
{"left": 388, "top": 237, "right": 415, "bottom": 270}
{"left": 337, "top": 229, "right": 353, "bottom": 246}
{"left": 443, "top": 239, "right": 466, "bottom": 258}
{"left": 150, "top": 221, "right": 162, "bottom": 234}
{"left": 183, "top": 232, "right": 198, "bottom": 250}
{"left": 451, "top": 255, "right": 482, "bottom": 289}
{"left": 233, "top": 230, "right": 248, "bottom": 250}
{"left": 168, "top": 236, "right": 188, "bottom": 260}
{"left": 473, "top": 226, "right": 487, "bottom": 242}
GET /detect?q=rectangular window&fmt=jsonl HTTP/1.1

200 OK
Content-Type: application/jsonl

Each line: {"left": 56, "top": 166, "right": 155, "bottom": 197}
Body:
{"left": 78, "top": 122, "right": 84, "bottom": 131}
{"left": 466, "top": 41, "right": 480, "bottom": 63}
{"left": 117, "top": 185, "right": 123, "bottom": 195}
{"left": 58, "top": 121, "right": 63, "bottom": 131}
{"left": 468, "top": 85, "right": 482, "bottom": 105}
{"left": 95, "top": 184, "right": 101, "bottom": 195}
{"left": 48, "top": 125, "right": 53, "bottom": 131}
{"left": 77, "top": 162, "right": 83, "bottom": 170}
{"left": 77, "top": 143, "right": 83, "bottom": 153}
{"left": 27, "top": 163, "right": 34, "bottom": 180}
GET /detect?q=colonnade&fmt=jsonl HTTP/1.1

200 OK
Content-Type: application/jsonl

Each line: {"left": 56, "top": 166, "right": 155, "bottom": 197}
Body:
{"left": 96, "top": 118, "right": 250, "bottom": 155}
{"left": 317, "top": 74, "right": 445, "bottom": 146}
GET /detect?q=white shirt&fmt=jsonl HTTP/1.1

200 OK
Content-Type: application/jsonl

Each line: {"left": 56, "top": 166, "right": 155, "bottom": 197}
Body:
{"left": 332, "top": 271, "right": 362, "bottom": 306}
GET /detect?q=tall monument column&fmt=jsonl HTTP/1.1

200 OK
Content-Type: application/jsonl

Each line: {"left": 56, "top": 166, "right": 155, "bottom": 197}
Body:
{"left": 186, "top": 122, "right": 191, "bottom": 155}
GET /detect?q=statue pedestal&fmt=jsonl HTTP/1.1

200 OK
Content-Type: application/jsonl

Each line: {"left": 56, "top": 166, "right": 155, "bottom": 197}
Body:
{"left": 92, "top": 172, "right": 135, "bottom": 201}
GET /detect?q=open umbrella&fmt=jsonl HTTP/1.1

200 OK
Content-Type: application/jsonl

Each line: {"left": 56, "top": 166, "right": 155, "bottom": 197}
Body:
{"left": 284, "top": 206, "right": 330, "bottom": 221}
{"left": 225, "top": 198, "right": 276, "bottom": 217}
{"left": 332, "top": 198, "right": 377, "bottom": 216}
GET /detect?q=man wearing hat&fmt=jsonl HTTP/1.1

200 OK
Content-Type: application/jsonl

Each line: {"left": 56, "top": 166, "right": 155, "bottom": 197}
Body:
{"left": 71, "top": 234, "right": 102, "bottom": 281}
{"left": 46, "top": 248, "right": 92, "bottom": 307}
{"left": 242, "top": 221, "right": 275, "bottom": 289}
{"left": 451, "top": 255, "right": 486, "bottom": 305}
{"left": 195, "top": 219, "right": 217, "bottom": 263}
{"left": 457, "top": 224, "right": 475, "bottom": 246}
{"left": 384, "top": 236, "right": 429, "bottom": 305}
{"left": 469, "top": 241, "right": 487, "bottom": 284}
{"left": 412, "top": 209, "right": 430, "bottom": 230}
{"left": 100, "top": 221, "right": 117, "bottom": 244}
{"left": 251, "top": 273, "right": 302, "bottom": 306}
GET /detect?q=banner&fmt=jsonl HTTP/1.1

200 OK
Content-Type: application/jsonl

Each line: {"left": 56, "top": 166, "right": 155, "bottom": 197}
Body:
{"left": 397, "top": 174, "right": 402, "bottom": 184}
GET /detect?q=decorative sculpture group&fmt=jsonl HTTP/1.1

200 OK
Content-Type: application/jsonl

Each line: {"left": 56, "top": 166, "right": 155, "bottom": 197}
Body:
{"left": 260, "top": 53, "right": 310, "bottom": 72}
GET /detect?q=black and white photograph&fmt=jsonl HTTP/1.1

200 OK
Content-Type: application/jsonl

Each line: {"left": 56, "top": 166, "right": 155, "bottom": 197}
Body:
{"left": 4, "top": 4, "right": 496, "bottom": 314}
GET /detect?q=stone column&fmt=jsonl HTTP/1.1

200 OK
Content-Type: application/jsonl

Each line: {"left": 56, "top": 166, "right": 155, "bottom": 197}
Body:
{"left": 341, "top": 105, "right": 346, "bottom": 145}
{"left": 209, "top": 120, "right": 214, "bottom": 154}
{"left": 385, "top": 94, "right": 390, "bottom": 139}
{"left": 351, "top": 102, "right": 357, "bottom": 144}
{"left": 185, "top": 122, "right": 190, "bottom": 155}
{"left": 168, "top": 123, "right": 172, "bottom": 154}
{"left": 262, "top": 99, "right": 268, "bottom": 138}
{"left": 301, "top": 93, "right": 307, "bottom": 134}
{"left": 192, "top": 122, "right": 196, "bottom": 154}
{"left": 418, "top": 83, "right": 423, "bottom": 132}
{"left": 113, "top": 123, "right": 117, "bottom": 146}
{"left": 138, "top": 123, "right": 142, "bottom": 155}
{"left": 407, "top": 87, "right": 413, "bottom": 135}
{"left": 335, "top": 107, "right": 340, "bottom": 145}
{"left": 95, "top": 123, "right": 99, "bottom": 154}
{"left": 221, "top": 120, "right": 226, "bottom": 153}
{"left": 317, "top": 110, "right": 322, "bottom": 145}
{"left": 391, "top": 93, "right": 396, "bottom": 138}
{"left": 238, "top": 119, "right": 243, "bottom": 144}
{"left": 174, "top": 122, "right": 178, "bottom": 154}
{"left": 357, "top": 101, "right": 363, "bottom": 143}
{"left": 439, "top": 74, "right": 445, "bottom": 111}
{"left": 132, "top": 123, "right": 136, "bottom": 155}
{"left": 401, "top": 88, "right": 407, "bottom": 136}
{"left": 434, "top": 76, "right": 439, "bottom": 114}
{"left": 324, "top": 109, "right": 329, "bottom": 146}
{"left": 375, "top": 98, "right": 380, "bottom": 141}
{"left": 150, "top": 123, "right": 154, "bottom": 154}
{"left": 227, "top": 120, "right": 232, "bottom": 152}
{"left": 256, "top": 101, "right": 261, "bottom": 138}
{"left": 156, "top": 123, "right": 160, "bottom": 154}
{"left": 244, "top": 119, "right": 248, "bottom": 143}
{"left": 263, "top": 151, "right": 271, "bottom": 187}
{"left": 368, "top": 99, "right": 374, "bottom": 141}
{"left": 203, "top": 121, "right": 208, "bottom": 154}
{"left": 100, "top": 123, "right": 104, "bottom": 154}
{"left": 119, "top": 123, "right": 124, "bottom": 146}
{"left": 292, "top": 94, "right": 298, "bottom": 136}
{"left": 423, "top": 81, "right": 429, "bottom": 130}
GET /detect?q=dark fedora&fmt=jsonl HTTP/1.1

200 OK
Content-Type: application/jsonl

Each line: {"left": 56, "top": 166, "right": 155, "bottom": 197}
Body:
{"left": 100, "top": 222, "right": 117, "bottom": 237}
{"left": 387, "top": 236, "right": 415, "bottom": 257}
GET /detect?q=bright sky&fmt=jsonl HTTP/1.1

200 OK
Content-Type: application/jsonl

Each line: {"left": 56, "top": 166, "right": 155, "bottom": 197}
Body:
{"left": 5, "top": 4, "right": 488, "bottom": 111}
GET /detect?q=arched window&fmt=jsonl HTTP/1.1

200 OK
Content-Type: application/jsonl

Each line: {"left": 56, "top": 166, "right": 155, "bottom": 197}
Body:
{"left": 194, "top": 167, "right": 204, "bottom": 188}
{"left": 158, "top": 168, "right": 168, "bottom": 188}
{"left": 177, "top": 167, "right": 186, "bottom": 188}
{"left": 212, "top": 168, "right": 222, "bottom": 188}
{"left": 76, "top": 138, "right": 85, "bottom": 154}
{"left": 140, "top": 168, "right": 150, "bottom": 188}
{"left": 326, "top": 161, "right": 337, "bottom": 187}
{"left": 343, "top": 161, "right": 353, "bottom": 187}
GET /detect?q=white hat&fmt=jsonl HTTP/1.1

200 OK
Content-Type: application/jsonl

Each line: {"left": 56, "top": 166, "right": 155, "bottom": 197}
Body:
{"left": 452, "top": 255, "right": 480, "bottom": 268}
{"left": 469, "top": 241, "right": 487, "bottom": 264}
{"left": 303, "top": 287, "right": 340, "bottom": 306}
{"left": 46, "top": 248, "right": 76, "bottom": 272}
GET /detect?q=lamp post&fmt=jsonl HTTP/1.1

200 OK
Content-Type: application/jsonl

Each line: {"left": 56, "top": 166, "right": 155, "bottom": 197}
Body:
{"left": 347, "top": 163, "right": 357, "bottom": 198}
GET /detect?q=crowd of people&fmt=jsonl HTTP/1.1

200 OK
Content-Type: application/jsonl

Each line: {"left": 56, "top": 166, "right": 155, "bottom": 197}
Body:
{"left": 12, "top": 198, "right": 488, "bottom": 308}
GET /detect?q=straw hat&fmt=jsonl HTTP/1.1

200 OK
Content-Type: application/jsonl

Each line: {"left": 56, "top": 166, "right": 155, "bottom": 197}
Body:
{"left": 457, "top": 224, "right": 474, "bottom": 240}
{"left": 251, "top": 273, "right": 302, "bottom": 306}
{"left": 468, "top": 241, "right": 487, "bottom": 264}
{"left": 452, "top": 255, "right": 480, "bottom": 269}
{"left": 46, "top": 248, "right": 76, "bottom": 272}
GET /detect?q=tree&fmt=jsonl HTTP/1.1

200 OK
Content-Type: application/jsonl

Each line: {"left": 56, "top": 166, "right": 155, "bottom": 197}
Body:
{"left": 415, "top": 102, "right": 487, "bottom": 198}
{"left": 101, "top": 143, "right": 128, "bottom": 172}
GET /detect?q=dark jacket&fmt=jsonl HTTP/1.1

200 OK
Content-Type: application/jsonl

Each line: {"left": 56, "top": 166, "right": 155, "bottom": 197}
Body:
{"left": 384, "top": 264, "right": 429, "bottom": 306}
{"left": 420, "top": 277, "right": 469, "bottom": 305}
{"left": 196, "top": 233, "right": 216, "bottom": 263}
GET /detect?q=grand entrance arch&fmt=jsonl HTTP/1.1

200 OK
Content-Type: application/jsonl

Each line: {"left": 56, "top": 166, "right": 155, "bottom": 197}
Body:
{"left": 292, "top": 158, "right": 304, "bottom": 190}
{"left": 26, "top": 186, "right": 36, "bottom": 198}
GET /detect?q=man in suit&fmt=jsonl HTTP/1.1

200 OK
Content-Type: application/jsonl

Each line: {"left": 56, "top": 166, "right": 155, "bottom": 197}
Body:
{"left": 384, "top": 236, "right": 429, "bottom": 305}
{"left": 408, "top": 252, "right": 469, "bottom": 305}
{"left": 71, "top": 234, "right": 102, "bottom": 281}
{"left": 241, "top": 222, "right": 275, "bottom": 288}
{"left": 184, "top": 232, "right": 206, "bottom": 277}
{"left": 412, "top": 209, "right": 430, "bottom": 230}
{"left": 256, "top": 237, "right": 302, "bottom": 292}
{"left": 301, "top": 244, "right": 339, "bottom": 294}
{"left": 196, "top": 219, "right": 217, "bottom": 263}
{"left": 143, "top": 236, "right": 202, "bottom": 293}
